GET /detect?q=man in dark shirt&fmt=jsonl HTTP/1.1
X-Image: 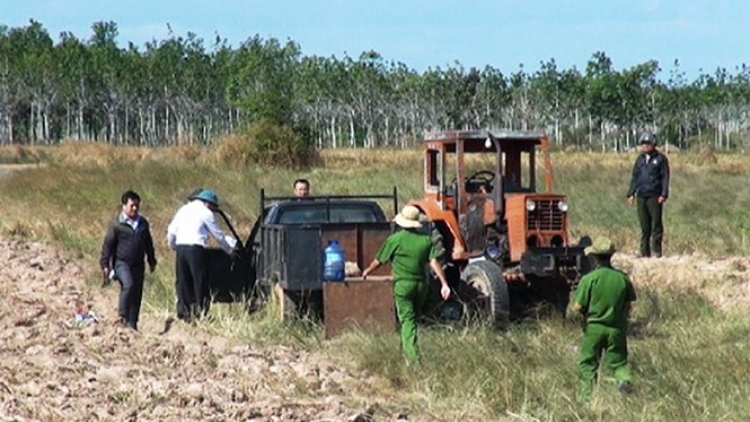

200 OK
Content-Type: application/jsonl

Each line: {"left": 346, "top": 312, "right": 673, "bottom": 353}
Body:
{"left": 626, "top": 132, "right": 670, "bottom": 258}
{"left": 100, "top": 190, "right": 157, "bottom": 331}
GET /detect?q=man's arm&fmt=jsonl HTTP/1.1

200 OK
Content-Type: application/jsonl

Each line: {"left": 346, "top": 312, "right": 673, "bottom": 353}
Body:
{"left": 99, "top": 222, "right": 117, "bottom": 285}
{"left": 626, "top": 157, "right": 640, "bottom": 199}
{"left": 143, "top": 220, "right": 157, "bottom": 271}
{"left": 660, "top": 154, "right": 670, "bottom": 199}
{"left": 203, "top": 211, "right": 235, "bottom": 254}
{"left": 166, "top": 214, "right": 178, "bottom": 251}
{"left": 429, "top": 258, "right": 451, "bottom": 300}
{"left": 361, "top": 259, "right": 382, "bottom": 279}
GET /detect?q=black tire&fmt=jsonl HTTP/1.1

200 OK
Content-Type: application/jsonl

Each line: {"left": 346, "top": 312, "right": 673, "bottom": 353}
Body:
{"left": 460, "top": 260, "right": 510, "bottom": 325}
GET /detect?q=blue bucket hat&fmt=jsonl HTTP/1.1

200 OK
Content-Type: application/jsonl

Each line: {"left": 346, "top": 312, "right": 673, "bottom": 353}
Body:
{"left": 191, "top": 189, "right": 219, "bottom": 207}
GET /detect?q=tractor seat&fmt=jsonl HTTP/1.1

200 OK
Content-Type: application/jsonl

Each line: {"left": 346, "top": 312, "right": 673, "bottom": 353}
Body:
{"left": 466, "top": 181, "right": 492, "bottom": 194}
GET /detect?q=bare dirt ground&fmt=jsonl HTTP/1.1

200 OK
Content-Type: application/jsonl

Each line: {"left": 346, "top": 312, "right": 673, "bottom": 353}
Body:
{"left": 1, "top": 237, "right": 749, "bottom": 421}
{"left": 0, "top": 239, "right": 425, "bottom": 422}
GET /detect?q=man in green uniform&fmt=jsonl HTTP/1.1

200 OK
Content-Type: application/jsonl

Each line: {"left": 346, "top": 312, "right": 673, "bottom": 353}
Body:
{"left": 362, "top": 205, "right": 451, "bottom": 361}
{"left": 571, "top": 237, "right": 636, "bottom": 402}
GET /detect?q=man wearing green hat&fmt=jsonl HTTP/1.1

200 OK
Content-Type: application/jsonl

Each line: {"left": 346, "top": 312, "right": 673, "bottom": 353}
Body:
{"left": 571, "top": 237, "right": 636, "bottom": 402}
{"left": 167, "top": 189, "right": 238, "bottom": 321}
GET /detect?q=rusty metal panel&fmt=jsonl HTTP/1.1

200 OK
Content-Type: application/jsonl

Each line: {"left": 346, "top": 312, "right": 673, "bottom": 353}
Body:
{"left": 320, "top": 223, "right": 391, "bottom": 277}
{"left": 323, "top": 276, "right": 396, "bottom": 339}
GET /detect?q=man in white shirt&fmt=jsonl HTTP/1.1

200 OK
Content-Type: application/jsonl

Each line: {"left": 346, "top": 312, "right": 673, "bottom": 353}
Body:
{"left": 167, "top": 189, "right": 237, "bottom": 321}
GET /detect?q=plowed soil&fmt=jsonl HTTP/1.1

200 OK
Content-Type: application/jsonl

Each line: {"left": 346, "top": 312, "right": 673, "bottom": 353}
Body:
{"left": 2, "top": 237, "right": 749, "bottom": 421}
{"left": 0, "top": 239, "right": 424, "bottom": 422}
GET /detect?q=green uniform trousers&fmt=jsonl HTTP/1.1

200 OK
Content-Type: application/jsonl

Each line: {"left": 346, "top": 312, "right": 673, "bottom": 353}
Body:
{"left": 636, "top": 196, "right": 663, "bottom": 257}
{"left": 579, "top": 323, "right": 632, "bottom": 401}
{"left": 393, "top": 279, "right": 429, "bottom": 361}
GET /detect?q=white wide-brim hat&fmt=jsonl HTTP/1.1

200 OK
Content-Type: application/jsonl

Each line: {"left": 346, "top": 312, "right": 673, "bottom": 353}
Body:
{"left": 394, "top": 205, "right": 423, "bottom": 229}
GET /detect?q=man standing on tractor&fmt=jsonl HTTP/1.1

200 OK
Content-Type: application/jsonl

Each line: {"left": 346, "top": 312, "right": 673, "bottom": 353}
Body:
{"left": 361, "top": 205, "right": 451, "bottom": 361}
{"left": 627, "top": 131, "right": 670, "bottom": 258}
{"left": 571, "top": 237, "right": 636, "bottom": 402}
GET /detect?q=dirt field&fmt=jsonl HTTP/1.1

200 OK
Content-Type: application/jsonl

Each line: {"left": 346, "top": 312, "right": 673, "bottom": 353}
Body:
{"left": 0, "top": 238, "right": 426, "bottom": 422}
{"left": 1, "top": 236, "right": 749, "bottom": 421}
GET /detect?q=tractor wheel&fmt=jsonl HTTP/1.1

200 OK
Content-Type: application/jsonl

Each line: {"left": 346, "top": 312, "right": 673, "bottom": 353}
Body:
{"left": 460, "top": 260, "right": 510, "bottom": 326}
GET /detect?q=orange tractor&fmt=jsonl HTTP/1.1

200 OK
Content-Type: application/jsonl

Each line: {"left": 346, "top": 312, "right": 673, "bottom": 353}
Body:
{"left": 410, "top": 130, "right": 591, "bottom": 323}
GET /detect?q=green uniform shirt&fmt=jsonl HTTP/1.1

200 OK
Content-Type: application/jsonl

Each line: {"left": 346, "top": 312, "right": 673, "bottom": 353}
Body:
{"left": 574, "top": 265, "right": 636, "bottom": 329}
{"left": 375, "top": 229, "right": 440, "bottom": 282}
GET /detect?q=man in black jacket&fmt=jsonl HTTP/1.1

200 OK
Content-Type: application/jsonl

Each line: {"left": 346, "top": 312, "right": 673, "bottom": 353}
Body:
{"left": 100, "top": 190, "right": 157, "bottom": 330}
{"left": 626, "top": 132, "right": 670, "bottom": 258}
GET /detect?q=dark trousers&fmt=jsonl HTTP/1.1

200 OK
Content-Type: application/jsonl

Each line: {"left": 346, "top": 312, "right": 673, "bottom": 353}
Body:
{"left": 114, "top": 260, "right": 145, "bottom": 330}
{"left": 175, "top": 245, "right": 210, "bottom": 320}
{"left": 636, "top": 196, "right": 664, "bottom": 257}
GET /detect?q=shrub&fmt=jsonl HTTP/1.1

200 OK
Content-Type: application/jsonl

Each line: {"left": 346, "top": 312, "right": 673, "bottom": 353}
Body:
{"left": 216, "top": 119, "right": 318, "bottom": 169}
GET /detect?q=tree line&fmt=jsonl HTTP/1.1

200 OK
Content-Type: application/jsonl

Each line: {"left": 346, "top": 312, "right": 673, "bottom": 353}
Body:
{"left": 1, "top": 20, "right": 749, "bottom": 151}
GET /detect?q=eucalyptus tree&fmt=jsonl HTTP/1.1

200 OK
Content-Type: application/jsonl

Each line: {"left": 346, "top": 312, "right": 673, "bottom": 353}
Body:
{"left": 0, "top": 25, "right": 13, "bottom": 144}
{"left": 7, "top": 21, "right": 59, "bottom": 144}
{"left": 346, "top": 51, "right": 391, "bottom": 147}
{"left": 207, "top": 37, "right": 238, "bottom": 138}
{"left": 530, "top": 59, "right": 565, "bottom": 143}
{"left": 89, "top": 21, "right": 125, "bottom": 143}
{"left": 729, "top": 64, "right": 750, "bottom": 149}
{"left": 387, "top": 61, "right": 424, "bottom": 147}
{"left": 230, "top": 35, "right": 301, "bottom": 126}
{"left": 509, "top": 65, "right": 531, "bottom": 131}
{"left": 697, "top": 68, "right": 733, "bottom": 149}
{"left": 472, "top": 66, "right": 510, "bottom": 130}
{"left": 296, "top": 55, "right": 345, "bottom": 148}
{"left": 438, "top": 63, "right": 480, "bottom": 130}
{"left": 617, "top": 60, "right": 660, "bottom": 149}
{"left": 585, "top": 51, "right": 621, "bottom": 148}
{"left": 56, "top": 32, "right": 93, "bottom": 140}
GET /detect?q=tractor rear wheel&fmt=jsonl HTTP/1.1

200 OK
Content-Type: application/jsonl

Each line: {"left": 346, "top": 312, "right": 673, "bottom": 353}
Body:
{"left": 460, "top": 260, "right": 510, "bottom": 326}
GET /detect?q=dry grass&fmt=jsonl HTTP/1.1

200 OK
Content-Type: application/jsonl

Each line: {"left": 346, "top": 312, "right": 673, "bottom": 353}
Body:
{"left": 2, "top": 144, "right": 750, "bottom": 421}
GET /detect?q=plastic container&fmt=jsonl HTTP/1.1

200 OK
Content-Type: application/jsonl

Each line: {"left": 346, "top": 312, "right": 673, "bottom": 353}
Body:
{"left": 323, "top": 240, "right": 345, "bottom": 281}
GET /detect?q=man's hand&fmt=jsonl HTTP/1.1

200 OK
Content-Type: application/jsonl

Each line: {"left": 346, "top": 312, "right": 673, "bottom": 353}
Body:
{"left": 657, "top": 196, "right": 667, "bottom": 204}
{"left": 440, "top": 284, "right": 451, "bottom": 301}
{"left": 626, "top": 196, "right": 634, "bottom": 206}
{"left": 361, "top": 269, "right": 370, "bottom": 280}
{"left": 149, "top": 262, "right": 157, "bottom": 273}
{"left": 101, "top": 268, "right": 111, "bottom": 287}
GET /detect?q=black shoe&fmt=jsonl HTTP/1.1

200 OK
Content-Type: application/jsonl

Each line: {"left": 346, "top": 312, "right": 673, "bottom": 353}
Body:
{"left": 618, "top": 381, "right": 633, "bottom": 395}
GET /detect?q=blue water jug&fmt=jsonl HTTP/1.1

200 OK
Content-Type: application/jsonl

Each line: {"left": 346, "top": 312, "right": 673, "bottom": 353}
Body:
{"left": 323, "top": 240, "right": 345, "bottom": 281}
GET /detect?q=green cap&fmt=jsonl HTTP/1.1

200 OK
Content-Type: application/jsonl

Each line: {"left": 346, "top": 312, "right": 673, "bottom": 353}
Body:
{"left": 584, "top": 237, "right": 616, "bottom": 256}
{"left": 191, "top": 189, "right": 219, "bottom": 207}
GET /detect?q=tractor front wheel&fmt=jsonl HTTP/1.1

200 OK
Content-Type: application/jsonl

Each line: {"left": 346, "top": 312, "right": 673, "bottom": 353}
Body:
{"left": 459, "top": 260, "right": 510, "bottom": 326}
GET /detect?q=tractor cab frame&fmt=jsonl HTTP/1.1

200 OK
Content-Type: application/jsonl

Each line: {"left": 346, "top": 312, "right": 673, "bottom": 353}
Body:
{"left": 410, "top": 130, "right": 590, "bottom": 323}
